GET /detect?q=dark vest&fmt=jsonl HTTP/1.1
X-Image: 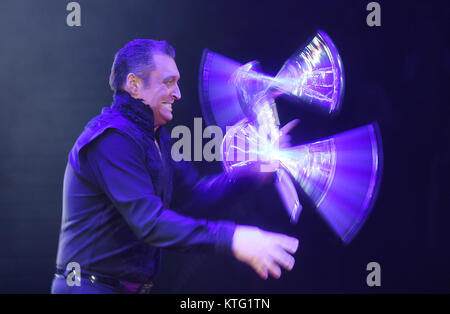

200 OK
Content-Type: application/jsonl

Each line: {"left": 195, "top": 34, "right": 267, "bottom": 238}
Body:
{"left": 68, "top": 98, "right": 174, "bottom": 208}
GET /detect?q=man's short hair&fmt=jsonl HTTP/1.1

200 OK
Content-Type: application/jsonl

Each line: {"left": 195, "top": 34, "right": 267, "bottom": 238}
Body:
{"left": 109, "top": 39, "right": 175, "bottom": 93}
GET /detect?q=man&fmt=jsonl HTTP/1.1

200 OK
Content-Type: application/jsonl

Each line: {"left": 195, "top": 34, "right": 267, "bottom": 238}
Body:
{"left": 52, "top": 39, "right": 299, "bottom": 294}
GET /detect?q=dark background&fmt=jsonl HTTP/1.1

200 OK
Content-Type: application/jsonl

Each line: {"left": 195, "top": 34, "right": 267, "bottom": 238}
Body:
{"left": 0, "top": 0, "right": 449, "bottom": 293}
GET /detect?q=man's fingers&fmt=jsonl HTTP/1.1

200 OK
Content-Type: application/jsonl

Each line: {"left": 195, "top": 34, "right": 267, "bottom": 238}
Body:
{"left": 279, "top": 134, "right": 291, "bottom": 143}
{"left": 267, "top": 232, "right": 299, "bottom": 254}
{"left": 234, "top": 226, "right": 299, "bottom": 280}
{"left": 280, "top": 119, "right": 300, "bottom": 135}
{"left": 266, "top": 259, "right": 282, "bottom": 279}
{"left": 253, "top": 250, "right": 293, "bottom": 279}
{"left": 278, "top": 135, "right": 292, "bottom": 148}
{"left": 270, "top": 246, "right": 296, "bottom": 271}
{"left": 255, "top": 265, "right": 268, "bottom": 280}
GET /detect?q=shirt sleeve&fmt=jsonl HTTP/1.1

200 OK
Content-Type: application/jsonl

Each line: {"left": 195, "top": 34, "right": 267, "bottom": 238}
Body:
{"left": 82, "top": 128, "right": 236, "bottom": 255}
{"left": 171, "top": 156, "right": 262, "bottom": 219}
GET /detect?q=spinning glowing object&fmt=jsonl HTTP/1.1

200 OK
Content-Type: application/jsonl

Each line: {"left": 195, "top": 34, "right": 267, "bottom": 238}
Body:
{"left": 199, "top": 30, "right": 345, "bottom": 131}
{"left": 274, "top": 30, "right": 345, "bottom": 114}
{"left": 222, "top": 120, "right": 382, "bottom": 243}
{"left": 198, "top": 30, "right": 382, "bottom": 243}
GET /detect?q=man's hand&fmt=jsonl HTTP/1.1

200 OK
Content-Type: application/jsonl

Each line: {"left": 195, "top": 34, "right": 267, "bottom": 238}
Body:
{"left": 259, "top": 118, "right": 300, "bottom": 173}
{"left": 276, "top": 118, "right": 300, "bottom": 149}
{"left": 231, "top": 225, "right": 299, "bottom": 280}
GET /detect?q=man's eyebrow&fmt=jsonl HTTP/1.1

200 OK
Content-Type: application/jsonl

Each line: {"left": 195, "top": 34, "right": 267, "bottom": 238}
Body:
{"left": 163, "top": 75, "right": 180, "bottom": 81}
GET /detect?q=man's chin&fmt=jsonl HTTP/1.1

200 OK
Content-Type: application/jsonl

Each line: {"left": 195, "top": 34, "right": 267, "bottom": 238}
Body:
{"left": 159, "top": 115, "right": 173, "bottom": 126}
{"left": 164, "top": 114, "right": 173, "bottom": 123}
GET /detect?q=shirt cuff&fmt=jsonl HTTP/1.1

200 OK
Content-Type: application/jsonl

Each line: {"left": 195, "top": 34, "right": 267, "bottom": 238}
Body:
{"left": 214, "top": 221, "right": 237, "bottom": 255}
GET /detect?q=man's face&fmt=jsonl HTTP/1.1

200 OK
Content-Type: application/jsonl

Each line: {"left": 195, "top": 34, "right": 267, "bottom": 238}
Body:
{"left": 136, "top": 53, "right": 181, "bottom": 127}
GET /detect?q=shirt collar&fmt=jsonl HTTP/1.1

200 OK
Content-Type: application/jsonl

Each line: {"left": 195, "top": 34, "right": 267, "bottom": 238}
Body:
{"left": 111, "top": 90, "right": 157, "bottom": 139}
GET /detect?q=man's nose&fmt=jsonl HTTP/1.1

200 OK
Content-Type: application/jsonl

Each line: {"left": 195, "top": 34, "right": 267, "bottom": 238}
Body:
{"left": 172, "top": 84, "right": 181, "bottom": 100}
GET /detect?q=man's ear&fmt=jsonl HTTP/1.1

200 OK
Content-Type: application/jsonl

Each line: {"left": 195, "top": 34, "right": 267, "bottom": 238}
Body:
{"left": 124, "top": 73, "right": 141, "bottom": 98}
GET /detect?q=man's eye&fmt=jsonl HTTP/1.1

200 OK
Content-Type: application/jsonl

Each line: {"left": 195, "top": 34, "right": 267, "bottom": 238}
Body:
{"left": 164, "top": 78, "right": 179, "bottom": 87}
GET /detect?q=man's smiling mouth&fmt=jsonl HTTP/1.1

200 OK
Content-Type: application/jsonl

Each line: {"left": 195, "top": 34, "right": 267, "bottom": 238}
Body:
{"left": 162, "top": 103, "right": 172, "bottom": 111}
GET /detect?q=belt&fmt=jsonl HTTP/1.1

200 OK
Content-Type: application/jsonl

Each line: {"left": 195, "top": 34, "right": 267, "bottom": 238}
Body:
{"left": 55, "top": 268, "right": 153, "bottom": 294}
